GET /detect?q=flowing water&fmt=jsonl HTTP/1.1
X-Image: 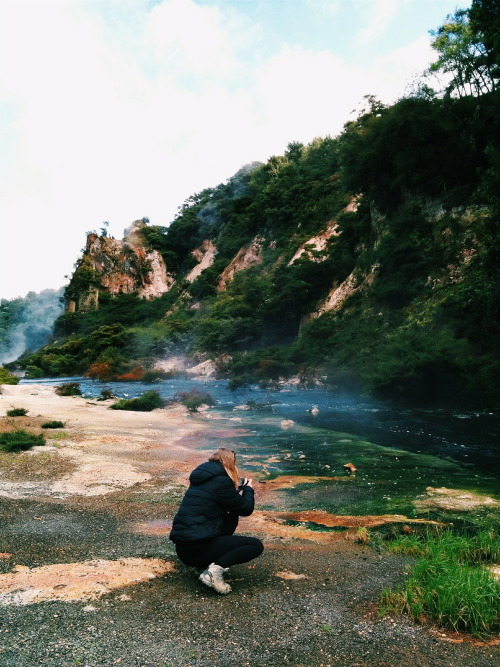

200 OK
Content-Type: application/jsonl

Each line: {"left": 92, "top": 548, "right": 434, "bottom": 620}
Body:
{"left": 21, "top": 377, "right": 500, "bottom": 519}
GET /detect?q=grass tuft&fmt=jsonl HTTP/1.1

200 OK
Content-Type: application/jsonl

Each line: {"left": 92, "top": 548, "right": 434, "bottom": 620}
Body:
{"left": 381, "top": 528, "right": 500, "bottom": 636}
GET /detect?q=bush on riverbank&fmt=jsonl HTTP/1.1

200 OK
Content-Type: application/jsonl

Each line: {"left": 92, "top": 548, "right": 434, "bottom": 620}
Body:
{"left": 173, "top": 388, "right": 217, "bottom": 412}
{"left": 55, "top": 383, "right": 82, "bottom": 397}
{"left": 0, "top": 430, "right": 45, "bottom": 452}
{"left": 110, "top": 390, "right": 165, "bottom": 412}
{"left": 6, "top": 407, "right": 28, "bottom": 417}
{"left": 380, "top": 528, "right": 500, "bottom": 636}
{"left": 0, "top": 367, "right": 19, "bottom": 385}
{"left": 41, "top": 421, "right": 65, "bottom": 429}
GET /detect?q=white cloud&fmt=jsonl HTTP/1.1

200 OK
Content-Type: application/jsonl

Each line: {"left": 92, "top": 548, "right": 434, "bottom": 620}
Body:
{"left": 0, "top": 0, "right": 442, "bottom": 300}
{"left": 252, "top": 46, "right": 371, "bottom": 146}
{"left": 354, "top": 0, "right": 408, "bottom": 46}
{"left": 145, "top": 0, "right": 243, "bottom": 81}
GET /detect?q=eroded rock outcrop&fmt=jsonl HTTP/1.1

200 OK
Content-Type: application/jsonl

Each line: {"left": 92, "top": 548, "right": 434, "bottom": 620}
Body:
{"left": 66, "top": 220, "right": 175, "bottom": 312}
{"left": 185, "top": 240, "right": 217, "bottom": 283}
{"left": 288, "top": 196, "right": 359, "bottom": 265}
{"left": 217, "top": 236, "right": 264, "bottom": 290}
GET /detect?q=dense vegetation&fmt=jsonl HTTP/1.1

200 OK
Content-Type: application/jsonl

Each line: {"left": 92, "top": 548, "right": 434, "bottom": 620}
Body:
{"left": 7, "top": 0, "right": 499, "bottom": 407}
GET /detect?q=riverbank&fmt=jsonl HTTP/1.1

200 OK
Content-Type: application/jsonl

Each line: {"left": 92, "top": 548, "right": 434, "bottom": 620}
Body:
{"left": 0, "top": 385, "right": 498, "bottom": 666}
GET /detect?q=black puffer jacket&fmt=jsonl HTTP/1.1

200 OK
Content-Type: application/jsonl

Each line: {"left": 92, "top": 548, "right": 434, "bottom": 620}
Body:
{"left": 169, "top": 460, "right": 255, "bottom": 544}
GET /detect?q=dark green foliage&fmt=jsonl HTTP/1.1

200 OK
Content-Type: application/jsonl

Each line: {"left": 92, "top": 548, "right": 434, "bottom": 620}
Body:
{"left": 110, "top": 390, "right": 165, "bottom": 412}
{"left": 0, "top": 430, "right": 45, "bottom": 452}
{"left": 55, "top": 382, "right": 82, "bottom": 396}
{"left": 41, "top": 420, "right": 65, "bottom": 429}
{"left": 54, "top": 291, "right": 179, "bottom": 338}
{"left": 0, "top": 367, "right": 19, "bottom": 385}
{"left": 338, "top": 95, "right": 494, "bottom": 212}
{"left": 222, "top": 347, "right": 296, "bottom": 389}
{"left": 173, "top": 388, "right": 217, "bottom": 412}
{"left": 141, "top": 369, "right": 173, "bottom": 383}
{"left": 6, "top": 408, "right": 28, "bottom": 417}
{"left": 469, "top": 0, "right": 500, "bottom": 86}
{"left": 370, "top": 206, "right": 437, "bottom": 307}
{"left": 64, "top": 258, "right": 100, "bottom": 302}
{"left": 24, "top": 366, "right": 45, "bottom": 379}
{"left": 19, "top": 322, "right": 135, "bottom": 378}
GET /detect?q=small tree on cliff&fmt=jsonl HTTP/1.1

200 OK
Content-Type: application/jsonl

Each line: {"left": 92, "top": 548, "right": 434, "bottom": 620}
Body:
{"left": 428, "top": 3, "right": 498, "bottom": 98}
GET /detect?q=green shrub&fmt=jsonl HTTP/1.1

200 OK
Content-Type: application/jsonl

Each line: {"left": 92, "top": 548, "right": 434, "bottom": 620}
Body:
{"left": 173, "top": 388, "right": 217, "bottom": 412}
{"left": 141, "top": 369, "right": 174, "bottom": 383}
{"left": 0, "top": 430, "right": 45, "bottom": 452}
{"left": 110, "top": 390, "right": 165, "bottom": 412}
{"left": 0, "top": 367, "right": 19, "bottom": 385}
{"left": 6, "top": 407, "right": 28, "bottom": 417}
{"left": 381, "top": 529, "right": 500, "bottom": 636}
{"left": 25, "top": 365, "right": 45, "bottom": 379}
{"left": 41, "top": 420, "right": 65, "bottom": 429}
{"left": 55, "top": 382, "right": 82, "bottom": 396}
{"left": 97, "top": 388, "right": 116, "bottom": 401}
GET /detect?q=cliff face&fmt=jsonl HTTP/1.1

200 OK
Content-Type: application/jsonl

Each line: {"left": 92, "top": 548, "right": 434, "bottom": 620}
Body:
{"left": 217, "top": 236, "right": 264, "bottom": 291}
{"left": 66, "top": 220, "right": 174, "bottom": 312}
{"left": 185, "top": 240, "right": 217, "bottom": 284}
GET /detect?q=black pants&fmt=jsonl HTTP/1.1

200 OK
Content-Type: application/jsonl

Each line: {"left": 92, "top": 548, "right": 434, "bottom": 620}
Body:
{"left": 175, "top": 534, "right": 264, "bottom": 569}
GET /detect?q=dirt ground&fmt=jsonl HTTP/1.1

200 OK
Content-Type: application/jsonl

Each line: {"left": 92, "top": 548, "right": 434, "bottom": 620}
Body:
{"left": 0, "top": 384, "right": 498, "bottom": 667}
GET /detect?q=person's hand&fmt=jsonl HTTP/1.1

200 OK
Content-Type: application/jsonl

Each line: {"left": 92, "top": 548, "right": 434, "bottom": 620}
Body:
{"left": 239, "top": 477, "right": 253, "bottom": 488}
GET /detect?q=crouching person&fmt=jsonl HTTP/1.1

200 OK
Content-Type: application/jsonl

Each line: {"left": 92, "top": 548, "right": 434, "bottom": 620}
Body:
{"left": 169, "top": 447, "right": 264, "bottom": 594}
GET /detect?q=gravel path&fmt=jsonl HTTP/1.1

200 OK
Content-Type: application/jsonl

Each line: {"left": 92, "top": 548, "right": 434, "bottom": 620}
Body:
{"left": 0, "top": 497, "right": 498, "bottom": 667}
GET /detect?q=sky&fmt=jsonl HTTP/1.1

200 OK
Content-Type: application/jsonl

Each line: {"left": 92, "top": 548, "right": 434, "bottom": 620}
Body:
{"left": 0, "top": 0, "right": 468, "bottom": 301}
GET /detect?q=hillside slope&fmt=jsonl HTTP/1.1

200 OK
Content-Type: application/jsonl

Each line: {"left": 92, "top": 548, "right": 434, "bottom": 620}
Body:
{"left": 12, "top": 91, "right": 500, "bottom": 406}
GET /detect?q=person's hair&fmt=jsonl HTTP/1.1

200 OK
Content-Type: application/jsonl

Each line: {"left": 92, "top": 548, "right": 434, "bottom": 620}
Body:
{"left": 209, "top": 447, "right": 239, "bottom": 488}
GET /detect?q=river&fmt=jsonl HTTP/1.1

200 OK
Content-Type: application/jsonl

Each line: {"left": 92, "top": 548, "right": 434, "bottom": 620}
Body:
{"left": 21, "top": 376, "right": 500, "bottom": 520}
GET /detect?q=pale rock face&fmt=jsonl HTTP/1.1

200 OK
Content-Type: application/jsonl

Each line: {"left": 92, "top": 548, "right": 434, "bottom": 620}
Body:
{"left": 288, "top": 196, "right": 359, "bottom": 265}
{"left": 288, "top": 221, "right": 340, "bottom": 265}
{"left": 218, "top": 236, "right": 264, "bottom": 290}
{"left": 138, "top": 250, "right": 175, "bottom": 299}
{"left": 185, "top": 240, "right": 217, "bottom": 283}
{"left": 317, "top": 272, "right": 359, "bottom": 315}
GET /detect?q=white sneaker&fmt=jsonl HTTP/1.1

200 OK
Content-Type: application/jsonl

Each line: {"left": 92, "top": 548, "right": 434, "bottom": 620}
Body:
{"left": 199, "top": 563, "right": 231, "bottom": 594}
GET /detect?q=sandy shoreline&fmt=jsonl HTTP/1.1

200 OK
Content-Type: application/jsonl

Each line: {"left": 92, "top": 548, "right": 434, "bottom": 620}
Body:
{"left": 0, "top": 383, "right": 209, "bottom": 498}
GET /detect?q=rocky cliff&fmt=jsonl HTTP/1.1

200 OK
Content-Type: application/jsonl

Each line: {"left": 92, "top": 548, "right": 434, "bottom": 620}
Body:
{"left": 65, "top": 220, "right": 175, "bottom": 312}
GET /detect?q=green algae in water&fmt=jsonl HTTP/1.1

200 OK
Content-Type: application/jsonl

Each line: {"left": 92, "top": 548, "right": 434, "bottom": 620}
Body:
{"left": 201, "top": 414, "right": 500, "bottom": 518}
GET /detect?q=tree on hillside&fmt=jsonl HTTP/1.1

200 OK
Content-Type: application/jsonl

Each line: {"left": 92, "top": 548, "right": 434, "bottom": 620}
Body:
{"left": 428, "top": 2, "right": 498, "bottom": 97}
{"left": 469, "top": 0, "right": 500, "bottom": 81}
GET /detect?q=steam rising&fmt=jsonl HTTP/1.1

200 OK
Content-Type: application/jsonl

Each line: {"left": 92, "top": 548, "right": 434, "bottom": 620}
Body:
{"left": 0, "top": 289, "right": 64, "bottom": 364}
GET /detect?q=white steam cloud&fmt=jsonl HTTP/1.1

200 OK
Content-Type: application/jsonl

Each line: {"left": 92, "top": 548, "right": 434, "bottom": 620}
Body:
{"left": 0, "top": 289, "right": 64, "bottom": 365}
